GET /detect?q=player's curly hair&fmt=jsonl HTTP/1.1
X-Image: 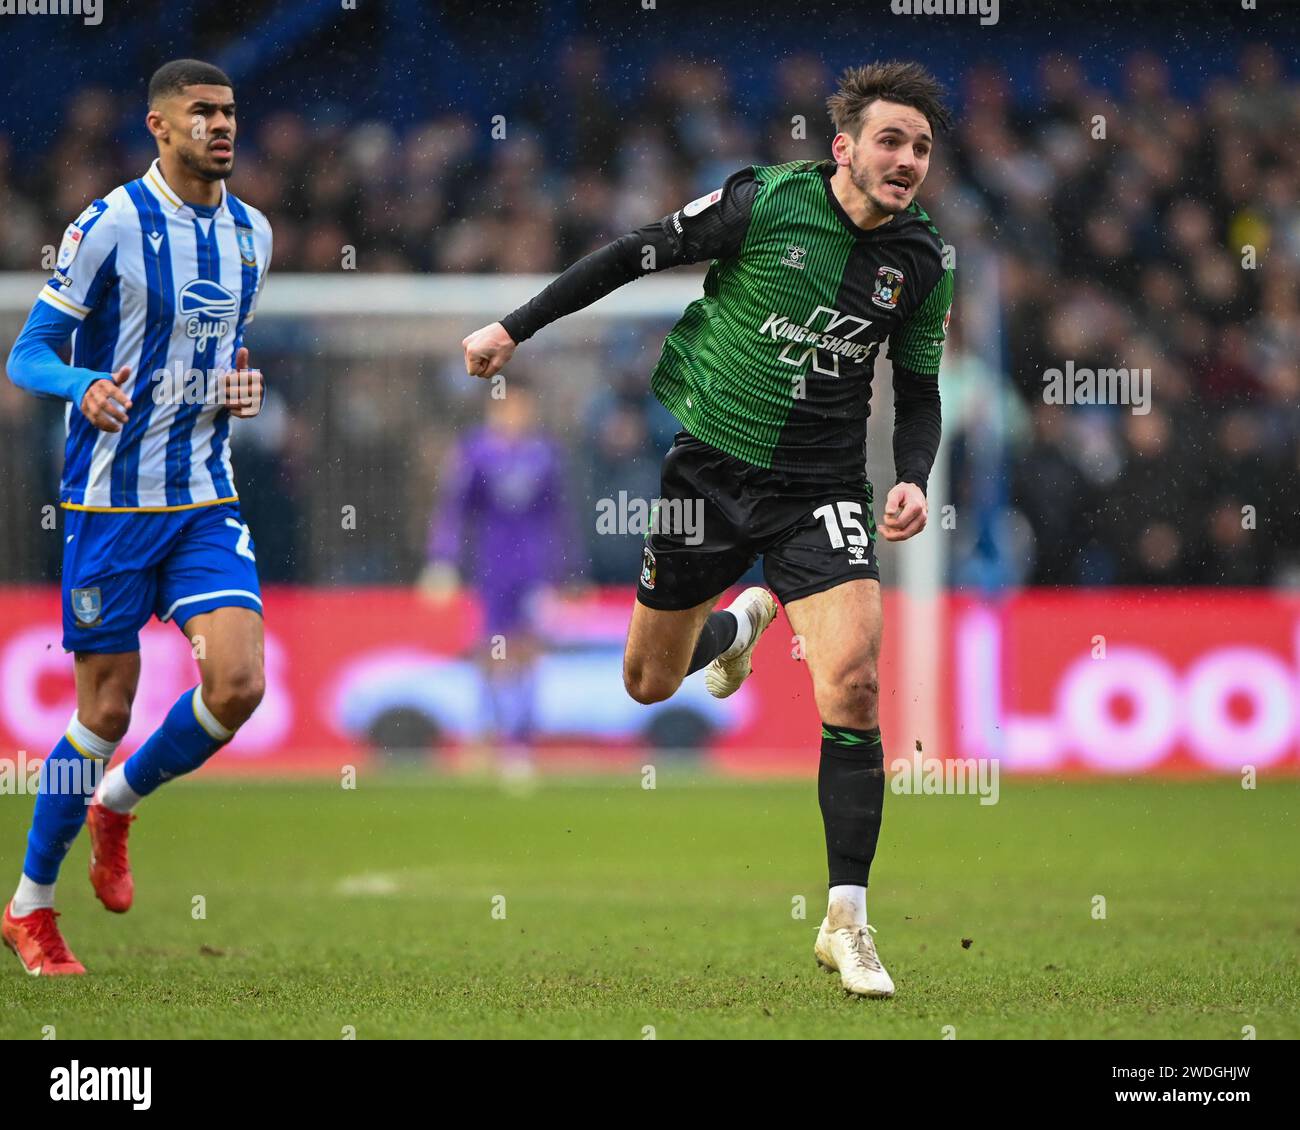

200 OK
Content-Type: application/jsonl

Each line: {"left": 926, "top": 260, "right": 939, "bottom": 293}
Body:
{"left": 826, "top": 61, "right": 953, "bottom": 138}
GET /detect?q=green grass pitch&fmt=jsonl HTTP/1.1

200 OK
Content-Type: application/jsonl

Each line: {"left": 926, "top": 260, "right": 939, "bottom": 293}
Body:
{"left": 1, "top": 773, "right": 1296, "bottom": 1039}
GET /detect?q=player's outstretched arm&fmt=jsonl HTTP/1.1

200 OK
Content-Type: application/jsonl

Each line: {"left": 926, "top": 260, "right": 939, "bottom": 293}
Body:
{"left": 463, "top": 168, "right": 758, "bottom": 378}
{"left": 461, "top": 233, "right": 651, "bottom": 381}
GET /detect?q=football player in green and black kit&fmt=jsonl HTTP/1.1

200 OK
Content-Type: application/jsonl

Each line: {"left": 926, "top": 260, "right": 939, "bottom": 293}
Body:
{"left": 462, "top": 61, "right": 954, "bottom": 998}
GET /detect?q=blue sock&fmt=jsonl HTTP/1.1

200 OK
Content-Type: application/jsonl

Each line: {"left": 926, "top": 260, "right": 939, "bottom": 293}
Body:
{"left": 502, "top": 667, "right": 537, "bottom": 745}
{"left": 23, "top": 718, "right": 117, "bottom": 885}
{"left": 122, "top": 687, "right": 232, "bottom": 797}
{"left": 481, "top": 669, "right": 510, "bottom": 742}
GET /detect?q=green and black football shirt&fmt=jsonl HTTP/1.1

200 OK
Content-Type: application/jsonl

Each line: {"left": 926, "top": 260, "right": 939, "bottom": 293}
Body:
{"left": 501, "top": 159, "right": 953, "bottom": 486}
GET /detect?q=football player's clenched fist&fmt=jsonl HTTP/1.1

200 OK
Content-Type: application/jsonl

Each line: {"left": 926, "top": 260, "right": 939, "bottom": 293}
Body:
{"left": 462, "top": 322, "right": 517, "bottom": 380}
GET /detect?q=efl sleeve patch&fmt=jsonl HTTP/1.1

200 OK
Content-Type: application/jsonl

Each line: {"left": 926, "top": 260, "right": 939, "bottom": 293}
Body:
{"left": 682, "top": 188, "right": 723, "bottom": 217}
{"left": 56, "top": 224, "right": 85, "bottom": 271}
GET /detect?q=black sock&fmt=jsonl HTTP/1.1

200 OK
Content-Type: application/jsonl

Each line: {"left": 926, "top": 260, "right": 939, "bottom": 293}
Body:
{"left": 818, "top": 723, "right": 885, "bottom": 889}
{"left": 685, "top": 611, "right": 740, "bottom": 675}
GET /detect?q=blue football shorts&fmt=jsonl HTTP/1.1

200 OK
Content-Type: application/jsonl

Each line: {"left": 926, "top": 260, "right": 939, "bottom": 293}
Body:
{"left": 61, "top": 501, "right": 262, "bottom": 654}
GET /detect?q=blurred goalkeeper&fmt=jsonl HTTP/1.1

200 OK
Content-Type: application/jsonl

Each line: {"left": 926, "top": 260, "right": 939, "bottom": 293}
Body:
{"left": 463, "top": 61, "right": 953, "bottom": 998}
{"left": 421, "top": 380, "right": 580, "bottom": 782}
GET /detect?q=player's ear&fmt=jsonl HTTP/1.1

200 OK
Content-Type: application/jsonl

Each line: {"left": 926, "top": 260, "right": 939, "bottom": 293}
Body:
{"left": 831, "top": 132, "right": 852, "bottom": 167}
{"left": 145, "top": 107, "right": 168, "bottom": 143}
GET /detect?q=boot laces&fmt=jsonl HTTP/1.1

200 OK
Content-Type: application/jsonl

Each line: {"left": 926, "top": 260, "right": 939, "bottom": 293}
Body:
{"left": 838, "top": 922, "right": 883, "bottom": 973}
{"left": 26, "top": 908, "right": 75, "bottom": 964}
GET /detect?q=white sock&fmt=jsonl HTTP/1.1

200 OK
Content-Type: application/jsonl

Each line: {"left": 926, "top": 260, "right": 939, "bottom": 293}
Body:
{"left": 828, "top": 884, "right": 868, "bottom": 928}
{"left": 67, "top": 711, "right": 120, "bottom": 761}
{"left": 719, "top": 609, "right": 750, "bottom": 659}
{"left": 193, "top": 687, "right": 234, "bottom": 742}
{"left": 96, "top": 764, "right": 143, "bottom": 814}
{"left": 12, "top": 874, "right": 56, "bottom": 918}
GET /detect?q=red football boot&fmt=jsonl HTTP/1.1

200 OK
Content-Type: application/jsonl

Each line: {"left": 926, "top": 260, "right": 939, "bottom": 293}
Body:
{"left": 87, "top": 802, "right": 135, "bottom": 913}
{"left": 2, "top": 902, "right": 86, "bottom": 975}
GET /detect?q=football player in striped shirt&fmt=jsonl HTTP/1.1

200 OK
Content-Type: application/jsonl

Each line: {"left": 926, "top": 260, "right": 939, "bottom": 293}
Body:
{"left": 463, "top": 62, "right": 954, "bottom": 998}
{"left": 2, "top": 59, "right": 272, "bottom": 974}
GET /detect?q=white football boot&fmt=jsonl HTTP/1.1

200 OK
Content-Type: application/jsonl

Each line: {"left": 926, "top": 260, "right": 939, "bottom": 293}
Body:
{"left": 814, "top": 919, "right": 896, "bottom": 998}
{"left": 703, "top": 587, "right": 778, "bottom": 699}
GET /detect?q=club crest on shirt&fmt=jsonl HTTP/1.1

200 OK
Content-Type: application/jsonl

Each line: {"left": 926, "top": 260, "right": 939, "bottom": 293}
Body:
{"left": 872, "top": 265, "right": 905, "bottom": 311}
{"left": 236, "top": 225, "right": 257, "bottom": 266}
{"left": 640, "top": 546, "right": 657, "bottom": 590}
{"left": 70, "top": 587, "right": 103, "bottom": 627}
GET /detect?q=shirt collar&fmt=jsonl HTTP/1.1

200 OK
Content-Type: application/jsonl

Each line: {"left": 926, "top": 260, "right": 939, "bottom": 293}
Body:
{"left": 142, "top": 158, "right": 228, "bottom": 218}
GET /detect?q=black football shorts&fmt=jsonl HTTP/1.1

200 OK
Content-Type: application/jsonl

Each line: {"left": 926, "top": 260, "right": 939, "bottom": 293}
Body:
{"left": 636, "top": 431, "right": 879, "bottom": 610}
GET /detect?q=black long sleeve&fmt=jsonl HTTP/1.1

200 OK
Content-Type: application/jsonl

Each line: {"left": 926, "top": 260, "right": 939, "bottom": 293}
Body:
{"left": 500, "top": 168, "right": 758, "bottom": 344}
{"left": 892, "top": 363, "right": 942, "bottom": 497}
{"left": 500, "top": 231, "right": 655, "bottom": 344}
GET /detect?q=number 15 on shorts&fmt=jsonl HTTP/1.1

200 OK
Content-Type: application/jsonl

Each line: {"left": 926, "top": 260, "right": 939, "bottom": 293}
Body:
{"left": 813, "top": 501, "right": 870, "bottom": 549}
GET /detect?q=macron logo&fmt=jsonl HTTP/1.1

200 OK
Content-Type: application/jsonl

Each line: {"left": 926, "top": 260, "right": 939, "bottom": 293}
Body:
{"left": 147, "top": 232, "right": 164, "bottom": 253}
{"left": 50, "top": 1061, "right": 151, "bottom": 1111}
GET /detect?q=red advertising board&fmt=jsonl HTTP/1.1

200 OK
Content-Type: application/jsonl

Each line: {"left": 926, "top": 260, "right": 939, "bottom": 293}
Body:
{"left": 0, "top": 587, "right": 1296, "bottom": 776}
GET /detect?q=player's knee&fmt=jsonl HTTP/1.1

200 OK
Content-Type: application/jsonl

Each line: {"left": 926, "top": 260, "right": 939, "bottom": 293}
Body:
{"left": 822, "top": 664, "right": 879, "bottom": 726}
{"left": 80, "top": 699, "right": 132, "bottom": 744}
{"left": 203, "top": 667, "right": 265, "bottom": 728}
{"left": 623, "top": 663, "right": 679, "bottom": 706}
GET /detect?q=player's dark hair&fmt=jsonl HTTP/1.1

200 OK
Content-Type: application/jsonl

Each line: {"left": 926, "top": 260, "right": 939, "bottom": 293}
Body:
{"left": 826, "top": 61, "right": 952, "bottom": 138}
{"left": 148, "top": 59, "right": 233, "bottom": 106}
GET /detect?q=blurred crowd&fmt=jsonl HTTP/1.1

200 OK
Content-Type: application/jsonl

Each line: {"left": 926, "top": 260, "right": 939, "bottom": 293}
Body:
{"left": 1, "top": 42, "right": 1296, "bottom": 587}
{"left": 964, "top": 45, "right": 1300, "bottom": 585}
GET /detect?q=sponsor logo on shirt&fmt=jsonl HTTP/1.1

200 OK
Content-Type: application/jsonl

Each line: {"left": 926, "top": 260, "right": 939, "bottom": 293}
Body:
{"left": 758, "top": 305, "right": 875, "bottom": 376}
{"left": 178, "top": 279, "right": 239, "bottom": 347}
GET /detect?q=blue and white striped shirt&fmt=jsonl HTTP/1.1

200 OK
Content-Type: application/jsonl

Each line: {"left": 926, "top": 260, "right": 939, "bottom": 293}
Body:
{"left": 34, "top": 159, "right": 272, "bottom": 511}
